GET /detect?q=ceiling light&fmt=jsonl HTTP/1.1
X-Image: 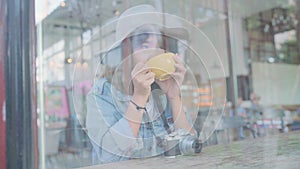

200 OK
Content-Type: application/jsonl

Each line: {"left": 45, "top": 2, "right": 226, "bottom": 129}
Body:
{"left": 65, "top": 57, "right": 73, "bottom": 64}
{"left": 60, "top": 1, "right": 66, "bottom": 7}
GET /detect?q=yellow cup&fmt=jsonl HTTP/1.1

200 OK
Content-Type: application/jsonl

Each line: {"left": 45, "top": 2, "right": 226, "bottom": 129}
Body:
{"left": 146, "top": 52, "right": 175, "bottom": 81}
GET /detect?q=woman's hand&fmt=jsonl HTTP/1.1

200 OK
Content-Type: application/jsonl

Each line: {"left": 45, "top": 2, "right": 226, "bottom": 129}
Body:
{"left": 155, "top": 54, "right": 186, "bottom": 99}
{"left": 131, "top": 63, "right": 155, "bottom": 104}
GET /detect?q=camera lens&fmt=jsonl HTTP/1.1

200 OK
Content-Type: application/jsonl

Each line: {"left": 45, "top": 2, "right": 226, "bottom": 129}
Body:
{"left": 179, "top": 136, "right": 202, "bottom": 155}
{"left": 193, "top": 140, "right": 202, "bottom": 153}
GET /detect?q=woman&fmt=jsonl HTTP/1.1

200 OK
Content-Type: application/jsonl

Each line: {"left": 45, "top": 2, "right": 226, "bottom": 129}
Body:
{"left": 86, "top": 5, "right": 195, "bottom": 164}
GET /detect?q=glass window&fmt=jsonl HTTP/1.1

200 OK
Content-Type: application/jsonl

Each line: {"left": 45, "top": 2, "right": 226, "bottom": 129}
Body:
{"left": 34, "top": 0, "right": 300, "bottom": 168}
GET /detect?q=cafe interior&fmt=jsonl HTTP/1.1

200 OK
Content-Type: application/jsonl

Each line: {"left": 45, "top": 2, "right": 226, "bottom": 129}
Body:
{"left": 2, "top": 0, "right": 300, "bottom": 169}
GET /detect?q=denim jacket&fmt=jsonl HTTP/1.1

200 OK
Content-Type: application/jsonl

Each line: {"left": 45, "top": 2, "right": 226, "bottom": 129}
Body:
{"left": 86, "top": 78, "right": 176, "bottom": 164}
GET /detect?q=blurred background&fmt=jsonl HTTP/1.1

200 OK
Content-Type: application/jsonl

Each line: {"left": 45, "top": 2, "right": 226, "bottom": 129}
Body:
{"left": 1, "top": 0, "right": 300, "bottom": 169}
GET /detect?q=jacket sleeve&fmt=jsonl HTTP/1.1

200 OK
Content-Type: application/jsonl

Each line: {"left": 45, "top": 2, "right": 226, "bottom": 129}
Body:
{"left": 86, "top": 84, "right": 143, "bottom": 159}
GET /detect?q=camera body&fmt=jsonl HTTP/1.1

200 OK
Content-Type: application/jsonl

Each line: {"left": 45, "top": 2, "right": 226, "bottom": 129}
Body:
{"left": 163, "top": 130, "right": 202, "bottom": 157}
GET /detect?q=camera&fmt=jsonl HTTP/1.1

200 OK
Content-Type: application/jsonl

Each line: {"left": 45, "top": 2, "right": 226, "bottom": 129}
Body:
{"left": 163, "top": 130, "right": 202, "bottom": 157}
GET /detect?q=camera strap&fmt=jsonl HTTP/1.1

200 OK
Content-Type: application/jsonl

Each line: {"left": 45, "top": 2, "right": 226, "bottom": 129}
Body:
{"left": 151, "top": 83, "right": 171, "bottom": 134}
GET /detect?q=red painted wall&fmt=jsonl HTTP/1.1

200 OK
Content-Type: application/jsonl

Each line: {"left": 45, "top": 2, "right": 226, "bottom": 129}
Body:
{"left": 0, "top": 0, "right": 7, "bottom": 168}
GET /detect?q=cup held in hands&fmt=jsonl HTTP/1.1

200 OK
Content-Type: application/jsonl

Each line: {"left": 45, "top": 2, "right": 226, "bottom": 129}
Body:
{"left": 146, "top": 53, "right": 175, "bottom": 81}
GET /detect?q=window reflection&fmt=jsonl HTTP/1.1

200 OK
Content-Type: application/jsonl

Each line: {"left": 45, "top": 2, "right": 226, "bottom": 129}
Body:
{"left": 35, "top": 0, "right": 300, "bottom": 168}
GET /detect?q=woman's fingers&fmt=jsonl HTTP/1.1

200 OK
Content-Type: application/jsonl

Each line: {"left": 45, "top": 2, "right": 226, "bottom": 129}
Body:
{"left": 173, "top": 54, "right": 186, "bottom": 73}
{"left": 144, "top": 75, "right": 155, "bottom": 86}
{"left": 131, "top": 63, "right": 155, "bottom": 92}
{"left": 174, "top": 63, "right": 186, "bottom": 73}
{"left": 173, "top": 54, "right": 184, "bottom": 64}
{"left": 172, "top": 54, "right": 186, "bottom": 83}
{"left": 138, "top": 71, "right": 155, "bottom": 86}
{"left": 131, "top": 63, "right": 150, "bottom": 78}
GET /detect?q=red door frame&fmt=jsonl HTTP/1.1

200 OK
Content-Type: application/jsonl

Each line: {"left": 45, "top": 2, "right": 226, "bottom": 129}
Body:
{"left": 0, "top": 0, "right": 7, "bottom": 168}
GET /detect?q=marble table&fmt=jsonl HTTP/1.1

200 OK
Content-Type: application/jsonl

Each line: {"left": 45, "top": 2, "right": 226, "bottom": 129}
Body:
{"left": 79, "top": 130, "right": 300, "bottom": 169}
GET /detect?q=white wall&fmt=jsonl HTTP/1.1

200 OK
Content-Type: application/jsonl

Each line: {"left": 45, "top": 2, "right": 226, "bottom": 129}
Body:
{"left": 252, "top": 62, "right": 300, "bottom": 106}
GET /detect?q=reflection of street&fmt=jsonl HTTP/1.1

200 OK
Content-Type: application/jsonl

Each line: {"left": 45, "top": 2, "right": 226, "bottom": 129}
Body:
{"left": 45, "top": 128, "right": 93, "bottom": 169}
{"left": 46, "top": 150, "right": 92, "bottom": 169}
{"left": 199, "top": 102, "right": 296, "bottom": 145}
